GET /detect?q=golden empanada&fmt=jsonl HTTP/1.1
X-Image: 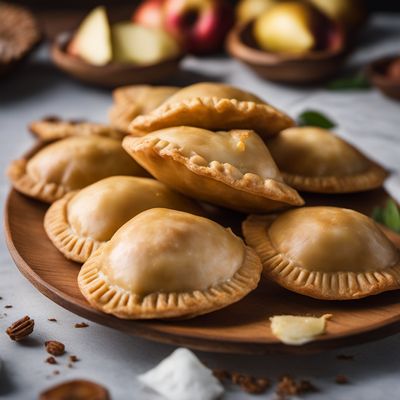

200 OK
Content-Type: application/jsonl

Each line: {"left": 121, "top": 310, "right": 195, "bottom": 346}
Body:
{"left": 8, "top": 136, "right": 146, "bottom": 203}
{"left": 129, "top": 82, "right": 294, "bottom": 139}
{"left": 45, "top": 176, "right": 203, "bottom": 262}
{"left": 123, "top": 126, "right": 304, "bottom": 213}
{"left": 109, "top": 85, "right": 179, "bottom": 132}
{"left": 78, "top": 208, "right": 262, "bottom": 319}
{"left": 267, "top": 127, "right": 387, "bottom": 193}
{"left": 243, "top": 207, "right": 400, "bottom": 300}
{"left": 112, "top": 85, "right": 179, "bottom": 109}
{"left": 29, "top": 117, "right": 125, "bottom": 141}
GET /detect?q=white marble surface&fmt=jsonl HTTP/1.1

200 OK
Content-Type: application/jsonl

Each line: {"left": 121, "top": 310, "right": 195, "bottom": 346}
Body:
{"left": 0, "top": 14, "right": 400, "bottom": 400}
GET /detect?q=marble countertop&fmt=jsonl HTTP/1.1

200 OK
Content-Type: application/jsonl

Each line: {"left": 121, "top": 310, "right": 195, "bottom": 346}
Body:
{"left": 0, "top": 14, "right": 399, "bottom": 400}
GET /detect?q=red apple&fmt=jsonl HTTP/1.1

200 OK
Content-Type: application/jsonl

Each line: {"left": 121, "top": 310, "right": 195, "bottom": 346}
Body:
{"left": 163, "top": 0, "right": 234, "bottom": 54}
{"left": 132, "top": 0, "right": 165, "bottom": 30}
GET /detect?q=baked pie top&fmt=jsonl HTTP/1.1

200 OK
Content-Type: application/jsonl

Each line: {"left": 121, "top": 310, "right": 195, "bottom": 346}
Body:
{"left": 243, "top": 207, "right": 400, "bottom": 300}
{"left": 78, "top": 208, "right": 262, "bottom": 319}
{"left": 267, "top": 127, "right": 387, "bottom": 193}
{"left": 44, "top": 176, "right": 203, "bottom": 262}
{"left": 109, "top": 85, "right": 179, "bottom": 133}
{"left": 129, "top": 82, "right": 294, "bottom": 139}
{"left": 29, "top": 118, "right": 125, "bottom": 141}
{"left": 123, "top": 126, "right": 304, "bottom": 213}
{"left": 159, "top": 82, "right": 264, "bottom": 105}
{"left": 8, "top": 136, "right": 146, "bottom": 203}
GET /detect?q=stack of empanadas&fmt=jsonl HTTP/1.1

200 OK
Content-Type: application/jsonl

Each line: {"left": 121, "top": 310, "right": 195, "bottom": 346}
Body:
{"left": 8, "top": 82, "right": 398, "bottom": 322}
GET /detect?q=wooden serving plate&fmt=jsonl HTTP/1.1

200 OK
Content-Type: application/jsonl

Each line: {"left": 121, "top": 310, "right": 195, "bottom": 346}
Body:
{"left": 4, "top": 188, "right": 400, "bottom": 355}
{"left": 226, "top": 22, "right": 350, "bottom": 85}
{"left": 51, "top": 32, "right": 184, "bottom": 88}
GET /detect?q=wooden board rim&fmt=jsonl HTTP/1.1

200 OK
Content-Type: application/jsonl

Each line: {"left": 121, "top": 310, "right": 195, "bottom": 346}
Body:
{"left": 4, "top": 189, "right": 400, "bottom": 355}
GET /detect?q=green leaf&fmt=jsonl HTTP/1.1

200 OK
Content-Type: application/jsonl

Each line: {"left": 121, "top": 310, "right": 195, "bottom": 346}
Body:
{"left": 382, "top": 199, "right": 400, "bottom": 233}
{"left": 372, "top": 206, "right": 385, "bottom": 224}
{"left": 372, "top": 200, "right": 400, "bottom": 233}
{"left": 297, "top": 110, "right": 337, "bottom": 129}
{"left": 327, "top": 73, "right": 371, "bottom": 91}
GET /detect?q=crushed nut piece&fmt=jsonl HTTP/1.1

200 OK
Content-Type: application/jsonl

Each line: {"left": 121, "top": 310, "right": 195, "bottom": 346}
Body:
{"left": 46, "top": 357, "right": 57, "bottom": 365}
{"left": 276, "top": 376, "right": 317, "bottom": 399}
{"left": 212, "top": 369, "right": 230, "bottom": 382}
{"left": 48, "top": 318, "right": 57, "bottom": 322}
{"left": 231, "top": 372, "right": 270, "bottom": 394}
{"left": 69, "top": 355, "right": 79, "bottom": 363}
{"left": 74, "top": 322, "right": 89, "bottom": 328}
{"left": 297, "top": 380, "right": 317, "bottom": 393}
{"left": 335, "top": 375, "right": 349, "bottom": 384}
{"left": 241, "top": 377, "right": 270, "bottom": 394}
{"left": 45, "top": 340, "right": 65, "bottom": 356}
{"left": 53, "top": 370, "right": 60, "bottom": 375}
{"left": 6, "top": 315, "right": 34, "bottom": 341}
{"left": 5, "top": 305, "right": 12, "bottom": 309}
{"left": 336, "top": 354, "right": 354, "bottom": 361}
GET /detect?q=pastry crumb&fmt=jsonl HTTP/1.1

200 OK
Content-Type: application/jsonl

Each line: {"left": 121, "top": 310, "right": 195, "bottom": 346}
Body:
{"left": 74, "top": 322, "right": 89, "bottom": 328}
{"left": 69, "top": 355, "right": 79, "bottom": 363}
{"left": 276, "top": 375, "right": 317, "bottom": 399}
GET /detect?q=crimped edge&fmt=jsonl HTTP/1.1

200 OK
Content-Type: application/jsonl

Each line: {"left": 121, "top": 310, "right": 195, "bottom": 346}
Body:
{"left": 44, "top": 192, "right": 102, "bottom": 263}
{"left": 242, "top": 214, "right": 400, "bottom": 300}
{"left": 78, "top": 245, "right": 262, "bottom": 319}
{"left": 281, "top": 163, "right": 388, "bottom": 193}
{"left": 129, "top": 96, "right": 294, "bottom": 137}
{"left": 7, "top": 158, "right": 68, "bottom": 204}
{"left": 123, "top": 135, "right": 304, "bottom": 207}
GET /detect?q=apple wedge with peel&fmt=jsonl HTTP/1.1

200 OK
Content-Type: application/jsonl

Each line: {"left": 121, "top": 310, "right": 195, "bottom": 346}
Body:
{"left": 68, "top": 6, "right": 112, "bottom": 66}
{"left": 112, "top": 23, "right": 180, "bottom": 65}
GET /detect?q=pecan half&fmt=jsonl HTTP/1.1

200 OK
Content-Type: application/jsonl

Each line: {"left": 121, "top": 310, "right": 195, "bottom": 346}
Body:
{"left": 45, "top": 340, "right": 65, "bottom": 356}
{"left": 6, "top": 315, "right": 34, "bottom": 341}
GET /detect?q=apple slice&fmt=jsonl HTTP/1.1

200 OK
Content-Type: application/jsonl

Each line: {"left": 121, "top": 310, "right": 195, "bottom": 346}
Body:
{"left": 111, "top": 22, "right": 180, "bottom": 65}
{"left": 68, "top": 6, "right": 112, "bottom": 66}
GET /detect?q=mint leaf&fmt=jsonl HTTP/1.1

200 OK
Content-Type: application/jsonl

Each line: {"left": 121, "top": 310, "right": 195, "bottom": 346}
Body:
{"left": 327, "top": 73, "right": 371, "bottom": 91}
{"left": 297, "top": 110, "right": 336, "bottom": 129}
{"left": 372, "top": 206, "right": 385, "bottom": 224}
{"left": 383, "top": 199, "right": 400, "bottom": 233}
{"left": 372, "top": 199, "right": 400, "bottom": 233}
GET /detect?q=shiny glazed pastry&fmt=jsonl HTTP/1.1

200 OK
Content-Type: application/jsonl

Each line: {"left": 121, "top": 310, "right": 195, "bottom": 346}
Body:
{"left": 44, "top": 176, "right": 203, "bottom": 263}
{"left": 29, "top": 118, "right": 125, "bottom": 141}
{"left": 7, "top": 136, "right": 146, "bottom": 203}
{"left": 78, "top": 208, "right": 262, "bottom": 319}
{"left": 122, "top": 126, "right": 304, "bottom": 213}
{"left": 109, "top": 85, "right": 178, "bottom": 132}
{"left": 129, "top": 82, "right": 294, "bottom": 139}
{"left": 243, "top": 207, "right": 400, "bottom": 300}
{"left": 267, "top": 127, "right": 387, "bottom": 193}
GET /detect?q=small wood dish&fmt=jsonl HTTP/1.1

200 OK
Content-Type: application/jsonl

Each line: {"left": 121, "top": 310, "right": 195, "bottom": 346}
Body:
{"left": 0, "top": 2, "right": 41, "bottom": 77}
{"left": 366, "top": 55, "right": 400, "bottom": 101}
{"left": 226, "top": 22, "right": 350, "bottom": 85}
{"left": 51, "top": 32, "right": 184, "bottom": 88}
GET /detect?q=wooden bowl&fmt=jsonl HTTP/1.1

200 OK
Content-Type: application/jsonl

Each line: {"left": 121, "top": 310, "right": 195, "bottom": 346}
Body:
{"left": 226, "top": 22, "right": 350, "bottom": 85}
{"left": 0, "top": 2, "right": 42, "bottom": 77}
{"left": 51, "top": 32, "right": 184, "bottom": 88}
{"left": 366, "top": 55, "right": 400, "bottom": 101}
